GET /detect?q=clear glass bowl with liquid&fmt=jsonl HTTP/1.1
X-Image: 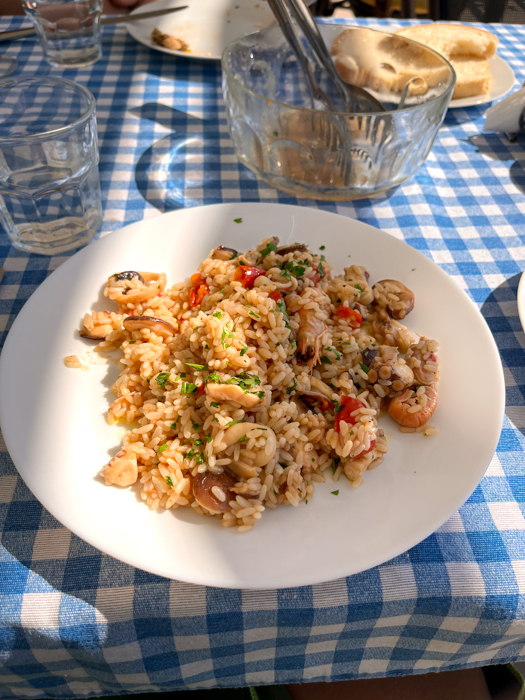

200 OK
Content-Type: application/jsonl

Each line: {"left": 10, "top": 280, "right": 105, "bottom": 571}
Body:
{"left": 222, "top": 24, "right": 455, "bottom": 200}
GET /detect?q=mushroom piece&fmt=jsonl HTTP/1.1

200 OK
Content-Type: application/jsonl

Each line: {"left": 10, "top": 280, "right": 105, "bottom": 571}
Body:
{"left": 219, "top": 423, "right": 277, "bottom": 467}
{"left": 297, "top": 307, "right": 327, "bottom": 369}
{"left": 212, "top": 245, "right": 238, "bottom": 261}
{"left": 374, "top": 279, "right": 415, "bottom": 320}
{"left": 101, "top": 448, "right": 138, "bottom": 487}
{"left": 192, "top": 471, "right": 237, "bottom": 512}
{"left": 228, "top": 462, "right": 259, "bottom": 479}
{"left": 361, "top": 346, "right": 378, "bottom": 368}
{"left": 113, "top": 270, "right": 145, "bottom": 284}
{"left": 206, "top": 382, "right": 263, "bottom": 408}
{"left": 80, "top": 330, "right": 107, "bottom": 341}
{"left": 298, "top": 391, "right": 334, "bottom": 414}
{"left": 276, "top": 243, "right": 308, "bottom": 256}
{"left": 123, "top": 315, "right": 176, "bottom": 339}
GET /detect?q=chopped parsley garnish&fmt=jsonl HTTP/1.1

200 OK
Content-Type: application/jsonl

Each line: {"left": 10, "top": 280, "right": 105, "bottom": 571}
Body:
{"left": 331, "top": 490, "right": 339, "bottom": 496}
{"left": 259, "top": 241, "right": 278, "bottom": 258}
{"left": 336, "top": 404, "right": 345, "bottom": 415}
{"left": 146, "top": 377, "right": 151, "bottom": 383}
{"left": 204, "top": 344, "right": 209, "bottom": 350}
{"left": 331, "top": 459, "right": 340, "bottom": 475}
{"left": 298, "top": 488, "right": 302, "bottom": 494}
{"left": 206, "top": 371, "right": 221, "bottom": 384}
{"left": 210, "top": 401, "right": 221, "bottom": 408}
{"left": 274, "top": 489, "right": 278, "bottom": 495}
{"left": 273, "top": 130, "right": 278, "bottom": 136}
{"left": 233, "top": 217, "right": 242, "bottom": 223}
{"left": 191, "top": 420, "right": 202, "bottom": 430}
{"left": 186, "top": 362, "right": 206, "bottom": 371}
{"left": 281, "top": 268, "right": 292, "bottom": 281}
{"left": 318, "top": 263, "right": 324, "bottom": 278}
{"left": 354, "top": 284, "right": 363, "bottom": 292}
{"left": 319, "top": 245, "right": 325, "bottom": 250}
{"left": 326, "top": 346, "right": 341, "bottom": 361}
{"left": 194, "top": 439, "right": 204, "bottom": 447}
{"left": 359, "top": 363, "right": 370, "bottom": 374}
{"left": 258, "top": 391, "right": 265, "bottom": 399}
{"left": 282, "top": 260, "right": 305, "bottom": 278}
{"left": 290, "top": 339, "right": 297, "bottom": 352}
{"left": 181, "top": 372, "right": 186, "bottom": 378}
{"left": 221, "top": 325, "right": 235, "bottom": 347}
{"left": 238, "top": 435, "right": 246, "bottom": 443}
{"left": 166, "top": 476, "right": 173, "bottom": 486}
{"left": 204, "top": 435, "right": 213, "bottom": 443}
{"left": 276, "top": 342, "right": 281, "bottom": 347}
{"left": 226, "top": 419, "right": 242, "bottom": 427}
{"left": 156, "top": 372, "right": 171, "bottom": 386}
{"left": 128, "top": 340, "right": 136, "bottom": 344}
{"left": 240, "top": 346, "right": 248, "bottom": 356}
{"left": 249, "top": 310, "right": 260, "bottom": 319}
{"left": 158, "top": 443, "right": 168, "bottom": 453}
{"left": 213, "top": 311, "right": 223, "bottom": 319}
{"left": 225, "top": 372, "right": 261, "bottom": 392}
{"left": 286, "top": 379, "right": 297, "bottom": 395}
{"left": 320, "top": 356, "right": 332, "bottom": 365}
{"left": 181, "top": 381, "right": 197, "bottom": 395}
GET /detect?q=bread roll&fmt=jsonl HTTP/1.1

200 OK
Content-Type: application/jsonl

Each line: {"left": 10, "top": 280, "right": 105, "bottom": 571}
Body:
{"left": 395, "top": 24, "right": 498, "bottom": 60}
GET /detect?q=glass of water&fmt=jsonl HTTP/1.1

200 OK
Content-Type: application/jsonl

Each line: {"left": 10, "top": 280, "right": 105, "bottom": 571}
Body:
{"left": 21, "top": 0, "right": 102, "bottom": 68}
{"left": 0, "top": 76, "right": 102, "bottom": 255}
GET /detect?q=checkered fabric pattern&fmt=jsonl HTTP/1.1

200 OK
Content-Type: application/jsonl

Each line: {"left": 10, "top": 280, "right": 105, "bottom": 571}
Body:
{"left": 2, "top": 14, "right": 525, "bottom": 698}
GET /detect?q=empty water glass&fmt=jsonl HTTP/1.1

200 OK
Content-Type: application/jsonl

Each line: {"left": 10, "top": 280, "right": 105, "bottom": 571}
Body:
{"left": 0, "top": 76, "right": 102, "bottom": 255}
{"left": 21, "top": 0, "right": 102, "bottom": 68}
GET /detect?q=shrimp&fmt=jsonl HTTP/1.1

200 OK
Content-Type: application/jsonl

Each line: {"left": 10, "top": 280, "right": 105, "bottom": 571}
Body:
{"left": 296, "top": 307, "right": 327, "bottom": 369}
{"left": 388, "top": 383, "right": 438, "bottom": 428}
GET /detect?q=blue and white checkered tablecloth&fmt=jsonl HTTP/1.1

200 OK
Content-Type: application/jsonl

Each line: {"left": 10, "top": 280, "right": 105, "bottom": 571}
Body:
{"left": 2, "top": 14, "right": 525, "bottom": 698}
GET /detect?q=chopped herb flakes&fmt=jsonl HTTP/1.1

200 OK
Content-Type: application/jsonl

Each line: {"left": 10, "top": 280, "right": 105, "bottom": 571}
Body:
{"left": 319, "top": 245, "right": 325, "bottom": 250}
{"left": 210, "top": 401, "right": 221, "bottom": 408}
{"left": 318, "top": 263, "right": 324, "bottom": 278}
{"left": 259, "top": 241, "right": 278, "bottom": 258}
{"left": 194, "top": 439, "right": 204, "bottom": 446}
{"left": 213, "top": 311, "right": 223, "bottom": 319}
{"left": 166, "top": 476, "right": 173, "bottom": 486}
{"left": 221, "top": 325, "right": 235, "bottom": 347}
{"left": 238, "top": 435, "right": 246, "bottom": 443}
{"left": 331, "top": 490, "right": 339, "bottom": 496}
{"left": 354, "top": 284, "right": 363, "bottom": 292}
{"left": 240, "top": 346, "right": 248, "bottom": 356}
{"left": 282, "top": 260, "right": 305, "bottom": 278}
{"left": 233, "top": 217, "right": 243, "bottom": 223}
{"left": 181, "top": 381, "right": 197, "bottom": 395}
{"left": 191, "top": 420, "right": 202, "bottom": 430}
{"left": 286, "top": 379, "right": 297, "bottom": 395}
{"left": 249, "top": 310, "right": 260, "bottom": 319}
{"left": 156, "top": 372, "right": 171, "bottom": 386}
{"left": 226, "top": 419, "right": 242, "bottom": 427}
{"left": 258, "top": 390, "right": 265, "bottom": 399}
{"left": 128, "top": 340, "right": 136, "bottom": 344}
{"left": 204, "top": 435, "right": 213, "bottom": 443}
{"left": 320, "top": 356, "right": 332, "bottom": 365}
{"left": 359, "top": 363, "right": 370, "bottom": 374}
{"left": 170, "top": 418, "right": 180, "bottom": 429}
{"left": 186, "top": 362, "right": 206, "bottom": 371}
{"left": 158, "top": 443, "right": 168, "bottom": 453}
{"left": 181, "top": 372, "right": 186, "bottom": 378}
{"left": 206, "top": 371, "right": 221, "bottom": 384}
{"left": 273, "top": 130, "right": 278, "bottom": 136}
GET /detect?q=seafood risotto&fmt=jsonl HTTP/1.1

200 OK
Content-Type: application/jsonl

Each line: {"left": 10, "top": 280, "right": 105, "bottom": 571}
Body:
{"left": 80, "top": 238, "right": 440, "bottom": 533}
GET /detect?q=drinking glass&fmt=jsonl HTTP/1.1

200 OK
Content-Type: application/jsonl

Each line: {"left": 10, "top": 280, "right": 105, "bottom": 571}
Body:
{"left": 21, "top": 0, "right": 102, "bottom": 68}
{"left": 0, "top": 77, "right": 102, "bottom": 255}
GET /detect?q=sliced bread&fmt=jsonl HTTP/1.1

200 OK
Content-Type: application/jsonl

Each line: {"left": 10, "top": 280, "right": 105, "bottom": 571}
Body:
{"left": 331, "top": 28, "right": 451, "bottom": 95}
{"left": 395, "top": 24, "right": 498, "bottom": 59}
{"left": 449, "top": 55, "right": 491, "bottom": 98}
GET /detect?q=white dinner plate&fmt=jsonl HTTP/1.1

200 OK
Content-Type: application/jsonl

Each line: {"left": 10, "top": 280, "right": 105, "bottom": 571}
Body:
{"left": 449, "top": 56, "right": 515, "bottom": 109}
{"left": 517, "top": 271, "right": 525, "bottom": 332}
{"left": 127, "top": 0, "right": 275, "bottom": 61}
{"left": 0, "top": 203, "right": 505, "bottom": 589}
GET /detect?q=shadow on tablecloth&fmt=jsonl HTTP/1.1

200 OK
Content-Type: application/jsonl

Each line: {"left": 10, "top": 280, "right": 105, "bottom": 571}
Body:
{"left": 480, "top": 271, "right": 525, "bottom": 435}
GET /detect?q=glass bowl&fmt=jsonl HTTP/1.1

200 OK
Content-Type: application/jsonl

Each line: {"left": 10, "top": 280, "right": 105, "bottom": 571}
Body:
{"left": 221, "top": 24, "right": 455, "bottom": 200}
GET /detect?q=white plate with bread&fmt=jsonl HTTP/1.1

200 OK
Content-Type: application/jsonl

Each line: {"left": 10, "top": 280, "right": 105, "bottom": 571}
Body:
{"left": 328, "top": 22, "right": 515, "bottom": 110}
{"left": 396, "top": 24, "right": 515, "bottom": 109}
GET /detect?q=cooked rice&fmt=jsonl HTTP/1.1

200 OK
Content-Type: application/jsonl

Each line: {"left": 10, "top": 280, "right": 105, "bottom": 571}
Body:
{"left": 80, "top": 238, "right": 440, "bottom": 532}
